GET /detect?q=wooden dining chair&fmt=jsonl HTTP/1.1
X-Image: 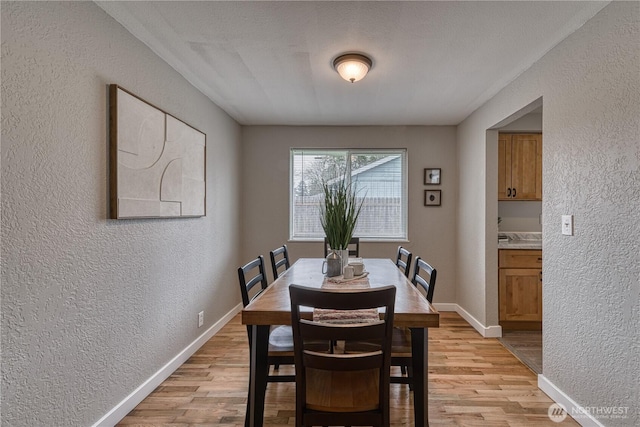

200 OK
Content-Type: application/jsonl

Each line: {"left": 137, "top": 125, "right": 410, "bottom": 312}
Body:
{"left": 395, "top": 246, "right": 413, "bottom": 278}
{"left": 238, "top": 256, "right": 295, "bottom": 383}
{"left": 289, "top": 284, "right": 396, "bottom": 427}
{"left": 269, "top": 244, "right": 290, "bottom": 280}
{"left": 390, "top": 256, "right": 437, "bottom": 388}
{"left": 323, "top": 236, "right": 360, "bottom": 257}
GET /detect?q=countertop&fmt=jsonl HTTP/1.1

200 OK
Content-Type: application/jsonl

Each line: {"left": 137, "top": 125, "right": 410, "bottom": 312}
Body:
{"left": 498, "top": 232, "right": 542, "bottom": 250}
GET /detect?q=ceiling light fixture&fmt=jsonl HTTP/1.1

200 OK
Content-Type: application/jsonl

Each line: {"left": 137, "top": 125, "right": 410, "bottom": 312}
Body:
{"left": 333, "top": 53, "right": 372, "bottom": 83}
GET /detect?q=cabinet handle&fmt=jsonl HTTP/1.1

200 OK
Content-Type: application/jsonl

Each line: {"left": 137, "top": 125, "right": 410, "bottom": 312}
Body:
{"left": 507, "top": 188, "right": 511, "bottom": 197}
{"left": 513, "top": 188, "right": 517, "bottom": 198}
{"left": 537, "top": 258, "right": 542, "bottom": 262}
{"left": 540, "top": 271, "right": 543, "bottom": 282}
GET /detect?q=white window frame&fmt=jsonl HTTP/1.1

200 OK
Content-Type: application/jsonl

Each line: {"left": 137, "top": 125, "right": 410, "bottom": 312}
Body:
{"left": 289, "top": 148, "right": 408, "bottom": 242}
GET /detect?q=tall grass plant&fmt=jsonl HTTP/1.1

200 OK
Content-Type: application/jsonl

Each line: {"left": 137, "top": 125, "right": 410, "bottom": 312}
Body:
{"left": 319, "top": 176, "right": 363, "bottom": 250}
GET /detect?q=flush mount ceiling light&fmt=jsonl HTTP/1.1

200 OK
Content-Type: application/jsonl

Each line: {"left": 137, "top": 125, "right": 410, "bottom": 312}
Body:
{"left": 333, "top": 53, "right": 372, "bottom": 83}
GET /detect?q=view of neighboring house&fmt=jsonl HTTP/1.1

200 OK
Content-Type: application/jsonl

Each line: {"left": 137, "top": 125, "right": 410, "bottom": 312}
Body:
{"left": 293, "top": 154, "right": 404, "bottom": 238}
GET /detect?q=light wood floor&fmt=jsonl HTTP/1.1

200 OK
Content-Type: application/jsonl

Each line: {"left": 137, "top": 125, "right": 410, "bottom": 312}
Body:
{"left": 117, "top": 312, "right": 577, "bottom": 426}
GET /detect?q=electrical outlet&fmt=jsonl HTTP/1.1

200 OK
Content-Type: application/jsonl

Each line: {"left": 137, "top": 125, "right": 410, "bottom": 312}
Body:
{"left": 198, "top": 311, "right": 204, "bottom": 328}
{"left": 562, "top": 215, "right": 573, "bottom": 236}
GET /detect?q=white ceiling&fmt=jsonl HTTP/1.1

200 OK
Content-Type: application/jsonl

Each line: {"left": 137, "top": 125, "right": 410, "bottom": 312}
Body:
{"left": 96, "top": 1, "right": 608, "bottom": 126}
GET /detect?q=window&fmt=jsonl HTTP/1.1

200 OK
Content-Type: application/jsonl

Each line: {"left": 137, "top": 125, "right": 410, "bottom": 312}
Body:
{"left": 290, "top": 149, "right": 408, "bottom": 241}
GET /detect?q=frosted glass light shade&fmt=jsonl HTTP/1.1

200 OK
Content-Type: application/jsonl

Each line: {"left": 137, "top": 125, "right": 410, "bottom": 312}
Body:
{"left": 333, "top": 54, "right": 372, "bottom": 83}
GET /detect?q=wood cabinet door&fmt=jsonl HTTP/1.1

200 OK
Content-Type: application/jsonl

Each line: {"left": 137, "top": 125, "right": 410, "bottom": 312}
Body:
{"left": 499, "top": 250, "right": 542, "bottom": 269}
{"left": 498, "top": 134, "right": 511, "bottom": 200}
{"left": 499, "top": 268, "right": 542, "bottom": 322}
{"left": 510, "top": 134, "right": 542, "bottom": 200}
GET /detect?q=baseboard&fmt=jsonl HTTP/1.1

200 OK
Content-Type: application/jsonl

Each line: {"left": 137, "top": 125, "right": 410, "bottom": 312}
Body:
{"left": 454, "top": 304, "right": 502, "bottom": 337}
{"left": 432, "top": 302, "right": 457, "bottom": 312}
{"left": 538, "top": 375, "right": 605, "bottom": 427}
{"left": 92, "top": 303, "right": 243, "bottom": 427}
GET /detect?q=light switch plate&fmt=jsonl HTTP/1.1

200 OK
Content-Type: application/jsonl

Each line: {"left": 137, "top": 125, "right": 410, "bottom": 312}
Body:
{"left": 562, "top": 215, "right": 574, "bottom": 236}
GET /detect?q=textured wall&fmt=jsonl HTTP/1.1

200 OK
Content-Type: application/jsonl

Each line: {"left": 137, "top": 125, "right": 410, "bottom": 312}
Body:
{"left": 241, "top": 126, "right": 457, "bottom": 304}
{"left": 1, "top": 2, "right": 241, "bottom": 426}
{"left": 457, "top": 2, "right": 639, "bottom": 425}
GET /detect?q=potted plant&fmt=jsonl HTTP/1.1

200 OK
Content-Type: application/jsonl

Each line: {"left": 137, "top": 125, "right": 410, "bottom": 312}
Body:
{"left": 319, "top": 175, "right": 364, "bottom": 268}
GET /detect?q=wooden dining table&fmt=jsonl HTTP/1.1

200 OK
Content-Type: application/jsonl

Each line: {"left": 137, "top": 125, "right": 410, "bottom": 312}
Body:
{"left": 241, "top": 257, "right": 440, "bottom": 427}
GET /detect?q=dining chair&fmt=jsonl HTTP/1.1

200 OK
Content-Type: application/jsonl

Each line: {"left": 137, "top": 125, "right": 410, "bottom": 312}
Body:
{"left": 269, "top": 244, "right": 290, "bottom": 280}
{"left": 289, "top": 284, "right": 396, "bottom": 427}
{"left": 323, "top": 236, "right": 360, "bottom": 257}
{"left": 238, "top": 255, "right": 295, "bottom": 383}
{"left": 395, "top": 246, "right": 413, "bottom": 278}
{"left": 412, "top": 257, "right": 437, "bottom": 303}
{"left": 390, "top": 256, "right": 437, "bottom": 388}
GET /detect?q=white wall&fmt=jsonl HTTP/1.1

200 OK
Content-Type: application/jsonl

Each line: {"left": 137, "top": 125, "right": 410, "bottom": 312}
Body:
{"left": 498, "top": 111, "right": 542, "bottom": 132}
{"left": 1, "top": 2, "right": 241, "bottom": 426}
{"left": 457, "top": 2, "right": 639, "bottom": 425}
{"left": 241, "top": 126, "right": 457, "bottom": 304}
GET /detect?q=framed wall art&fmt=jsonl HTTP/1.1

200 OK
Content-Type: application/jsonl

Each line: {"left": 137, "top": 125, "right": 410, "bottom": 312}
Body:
{"left": 424, "top": 168, "right": 441, "bottom": 185}
{"left": 424, "top": 190, "right": 441, "bottom": 206}
{"left": 109, "top": 85, "right": 206, "bottom": 219}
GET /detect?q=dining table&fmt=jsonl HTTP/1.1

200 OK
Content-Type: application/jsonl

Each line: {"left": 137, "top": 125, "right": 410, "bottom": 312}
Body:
{"left": 241, "top": 257, "right": 440, "bottom": 427}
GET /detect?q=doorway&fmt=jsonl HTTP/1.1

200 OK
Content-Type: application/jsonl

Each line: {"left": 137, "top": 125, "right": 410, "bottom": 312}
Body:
{"left": 491, "top": 101, "right": 543, "bottom": 374}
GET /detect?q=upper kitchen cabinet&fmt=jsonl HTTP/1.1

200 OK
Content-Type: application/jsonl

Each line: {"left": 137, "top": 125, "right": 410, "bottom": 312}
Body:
{"left": 498, "top": 133, "right": 542, "bottom": 200}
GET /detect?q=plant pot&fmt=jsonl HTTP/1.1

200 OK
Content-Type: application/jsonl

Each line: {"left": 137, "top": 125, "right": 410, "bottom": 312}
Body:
{"left": 340, "top": 249, "right": 350, "bottom": 268}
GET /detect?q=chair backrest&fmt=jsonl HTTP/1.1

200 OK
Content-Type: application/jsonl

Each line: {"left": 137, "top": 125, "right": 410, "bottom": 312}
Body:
{"left": 237, "top": 256, "right": 269, "bottom": 308}
{"left": 411, "top": 257, "right": 437, "bottom": 303}
{"left": 395, "top": 246, "right": 413, "bottom": 278}
{"left": 289, "top": 284, "right": 395, "bottom": 425}
{"left": 269, "top": 244, "right": 290, "bottom": 280}
{"left": 323, "top": 236, "right": 360, "bottom": 257}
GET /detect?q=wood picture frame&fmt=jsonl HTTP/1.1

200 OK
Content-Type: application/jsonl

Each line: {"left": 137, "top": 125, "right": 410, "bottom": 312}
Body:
{"left": 424, "top": 168, "right": 441, "bottom": 185}
{"left": 109, "top": 85, "right": 206, "bottom": 219}
{"left": 424, "top": 190, "right": 441, "bottom": 206}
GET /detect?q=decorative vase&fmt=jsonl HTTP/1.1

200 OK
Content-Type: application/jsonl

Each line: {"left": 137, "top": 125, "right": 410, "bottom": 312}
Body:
{"left": 340, "top": 249, "right": 350, "bottom": 268}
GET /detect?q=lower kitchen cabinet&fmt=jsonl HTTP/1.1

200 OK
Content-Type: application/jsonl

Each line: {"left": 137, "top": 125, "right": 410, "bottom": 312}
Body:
{"left": 499, "top": 249, "right": 542, "bottom": 330}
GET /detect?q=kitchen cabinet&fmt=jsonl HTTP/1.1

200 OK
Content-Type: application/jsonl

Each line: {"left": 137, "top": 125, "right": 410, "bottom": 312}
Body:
{"left": 498, "top": 133, "right": 542, "bottom": 200}
{"left": 499, "top": 249, "right": 542, "bottom": 330}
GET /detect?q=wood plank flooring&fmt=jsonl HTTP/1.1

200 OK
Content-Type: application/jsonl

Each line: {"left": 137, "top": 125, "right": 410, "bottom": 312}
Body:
{"left": 117, "top": 312, "right": 577, "bottom": 426}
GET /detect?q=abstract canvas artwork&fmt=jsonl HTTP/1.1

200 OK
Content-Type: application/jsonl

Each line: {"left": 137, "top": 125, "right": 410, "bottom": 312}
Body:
{"left": 109, "top": 85, "right": 206, "bottom": 219}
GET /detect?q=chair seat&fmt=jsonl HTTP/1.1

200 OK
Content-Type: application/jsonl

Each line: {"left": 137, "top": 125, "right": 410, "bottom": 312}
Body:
{"left": 267, "top": 346, "right": 294, "bottom": 357}
{"left": 305, "top": 367, "right": 380, "bottom": 413}
{"left": 269, "top": 325, "right": 293, "bottom": 347}
{"left": 344, "top": 326, "right": 411, "bottom": 357}
{"left": 265, "top": 326, "right": 295, "bottom": 355}
{"left": 390, "top": 326, "right": 412, "bottom": 357}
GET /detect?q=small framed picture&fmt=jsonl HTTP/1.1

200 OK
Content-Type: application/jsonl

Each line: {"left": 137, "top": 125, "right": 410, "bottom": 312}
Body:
{"left": 424, "top": 190, "right": 441, "bottom": 206}
{"left": 424, "top": 168, "right": 441, "bottom": 185}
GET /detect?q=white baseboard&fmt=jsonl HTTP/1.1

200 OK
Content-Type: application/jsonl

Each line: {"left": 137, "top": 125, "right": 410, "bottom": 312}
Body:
{"left": 432, "top": 302, "right": 458, "bottom": 312}
{"left": 538, "top": 375, "right": 605, "bottom": 427}
{"left": 451, "top": 304, "right": 502, "bottom": 337}
{"left": 92, "top": 303, "right": 243, "bottom": 427}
